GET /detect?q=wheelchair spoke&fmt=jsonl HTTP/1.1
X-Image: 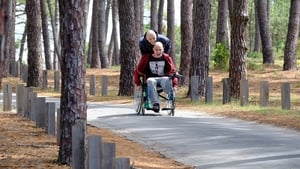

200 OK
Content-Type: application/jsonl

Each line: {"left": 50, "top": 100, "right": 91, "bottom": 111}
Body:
{"left": 134, "top": 88, "right": 144, "bottom": 115}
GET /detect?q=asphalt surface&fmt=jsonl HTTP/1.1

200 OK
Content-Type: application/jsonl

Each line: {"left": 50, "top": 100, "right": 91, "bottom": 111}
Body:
{"left": 2, "top": 94, "right": 300, "bottom": 169}
{"left": 87, "top": 102, "right": 300, "bottom": 169}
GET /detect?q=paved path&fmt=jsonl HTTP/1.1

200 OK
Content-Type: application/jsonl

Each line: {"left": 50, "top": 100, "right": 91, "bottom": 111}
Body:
{"left": 2, "top": 94, "right": 300, "bottom": 168}
{"left": 87, "top": 102, "right": 300, "bottom": 169}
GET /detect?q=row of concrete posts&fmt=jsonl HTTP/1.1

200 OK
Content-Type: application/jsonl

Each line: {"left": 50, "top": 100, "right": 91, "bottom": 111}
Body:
{"left": 2, "top": 83, "right": 131, "bottom": 169}
{"left": 191, "top": 76, "right": 291, "bottom": 110}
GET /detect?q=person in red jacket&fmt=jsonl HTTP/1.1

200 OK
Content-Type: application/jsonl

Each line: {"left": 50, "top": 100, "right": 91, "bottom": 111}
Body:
{"left": 134, "top": 42, "right": 178, "bottom": 112}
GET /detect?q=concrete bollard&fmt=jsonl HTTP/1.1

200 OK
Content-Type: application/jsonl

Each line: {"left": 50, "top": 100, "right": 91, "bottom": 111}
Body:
{"left": 260, "top": 81, "right": 269, "bottom": 107}
{"left": 36, "top": 97, "right": 46, "bottom": 128}
{"left": 16, "top": 84, "right": 25, "bottom": 115}
{"left": 281, "top": 82, "right": 291, "bottom": 110}
{"left": 103, "top": 143, "right": 116, "bottom": 169}
{"left": 72, "top": 119, "right": 86, "bottom": 169}
{"left": 240, "top": 79, "right": 249, "bottom": 106}
{"left": 29, "top": 92, "right": 37, "bottom": 121}
{"left": 114, "top": 157, "right": 130, "bottom": 169}
{"left": 191, "top": 76, "right": 199, "bottom": 102}
{"left": 88, "top": 135, "right": 102, "bottom": 169}
{"left": 21, "top": 65, "right": 28, "bottom": 83}
{"left": 54, "top": 71, "right": 60, "bottom": 92}
{"left": 222, "top": 78, "right": 230, "bottom": 104}
{"left": 102, "top": 75, "right": 108, "bottom": 96}
{"left": 45, "top": 102, "right": 56, "bottom": 135}
{"left": 56, "top": 108, "right": 61, "bottom": 145}
{"left": 90, "top": 75, "right": 96, "bottom": 96}
{"left": 3, "top": 83, "right": 12, "bottom": 111}
{"left": 42, "top": 70, "right": 48, "bottom": 89}
{"left": 25, "top": 87, "right": 34, "bottom": 118}
{"left": 205, "top": 77, "right": 213, "bottom": 103}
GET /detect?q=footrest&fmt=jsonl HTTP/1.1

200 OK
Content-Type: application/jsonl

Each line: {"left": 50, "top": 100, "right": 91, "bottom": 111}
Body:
{"left": 161, "top": 108, "right": 174, "bottom": 111}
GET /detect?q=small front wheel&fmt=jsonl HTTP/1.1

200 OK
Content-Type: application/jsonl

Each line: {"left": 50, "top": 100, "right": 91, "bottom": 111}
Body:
{"left": 134, "top": 87, "right": 143, "bottom": 115}
{"left": 165, "top": 97, "right": 175, "bottom": 116}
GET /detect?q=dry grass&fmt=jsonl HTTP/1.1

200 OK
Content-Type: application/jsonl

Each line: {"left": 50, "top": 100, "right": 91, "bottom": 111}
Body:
{"left": 1, "top": 63, "right": 300, "bottom": 168}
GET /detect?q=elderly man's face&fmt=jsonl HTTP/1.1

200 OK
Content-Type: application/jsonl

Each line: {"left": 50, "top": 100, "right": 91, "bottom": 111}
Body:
{"left": 146, "top": 33, "right": 157, "bottom": 45}
{"left": 152, "top": 42, "right": 163, "bottom": 58}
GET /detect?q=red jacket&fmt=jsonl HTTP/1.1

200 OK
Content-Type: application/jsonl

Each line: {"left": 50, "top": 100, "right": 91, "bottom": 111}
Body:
{"left": 134, "top": 53, "right": 178, "bottom": 87}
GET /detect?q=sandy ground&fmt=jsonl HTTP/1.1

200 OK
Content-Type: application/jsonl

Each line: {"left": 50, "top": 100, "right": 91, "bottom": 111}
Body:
{"left": 0, "top": 112, "right": 193, "bottom": 169}
{"left": 1, "top": 66, "right": 300, "bottom": 168}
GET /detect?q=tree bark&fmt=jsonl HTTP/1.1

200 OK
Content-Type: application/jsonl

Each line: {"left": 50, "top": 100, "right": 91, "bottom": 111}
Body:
{"left": 256, "top": 0, "right": 274, "bottom": 64}
{"left": 229, "top": 0, "right": 248, "bottom": 98}
{"left": 0, "top": 0, "right": 8, "bottom": 86}
{"left": 26, "top": 0, "right": 43, "bottom": 87}
{"left": 216, "top": 0, "right": 229, "bottom": 46}
{"left": 40, "top": 0, "right": 52, "bottom": 70}
{"left": 47, "top": 0, "right": 61, "bottom": 69}
{"left": 283, "top": 0, "right": 300, "bottom": 70}
{"left": 18, "top": 22, "right": 27, "bottom": 63}
{"left": 98, "top": 0, "right": 109, "bottom": 68}
{"left": 157, "top": 0, "right": 164, "bottom": 34}
{"left": 4, "top": 0, "right": 15, "bottom": 76}
{"left": 112, "top": 0, "right": 120, "bottom": 65}
{"left": 253, "top": 0, "right": 261, "bottom": 52}
{"left": 58, "top": 0, "right": 87, "bottom": 165}
{"left": 190, "top": 0, "right": 211, "bottom": 97}
{"left": 118, "top": 0, "right": 138, "bottom": 96}
{"left": 179, "top": 0, "right": 192, "bottom": 86}
{"left": 167, "top": 0, "right": 176, "bottom": 63}
{"left": 90, "top": 0, "right": 100, "bottom": 68}
{"left": 150, "top": 0, "right": 158, "bottom": 30}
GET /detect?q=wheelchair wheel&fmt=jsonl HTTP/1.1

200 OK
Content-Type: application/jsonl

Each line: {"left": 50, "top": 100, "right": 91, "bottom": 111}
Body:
{"left": 134, "top": 87, "right": 145, "bottom": 115}
{"left": 164, "top": 94, "right": 175, "bottom": 116}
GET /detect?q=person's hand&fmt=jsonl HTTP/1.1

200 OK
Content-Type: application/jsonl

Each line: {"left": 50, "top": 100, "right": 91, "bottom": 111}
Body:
{"left": 173, "top": 86, "right": 178, "bottom": 92}
{"left": 135, "top": 85, "right": 141, "bottom": 91}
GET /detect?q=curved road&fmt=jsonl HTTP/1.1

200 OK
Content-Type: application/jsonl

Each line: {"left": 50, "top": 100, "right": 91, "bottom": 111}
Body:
{"left": 87, "top": 102, "right": 300, "bottom": 169}
{"left": 3, "top": 94, "right": 300, "bottom": 169}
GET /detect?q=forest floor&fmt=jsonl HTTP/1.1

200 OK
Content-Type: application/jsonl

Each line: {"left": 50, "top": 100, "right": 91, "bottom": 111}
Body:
{"left": 1, "top": 63, "right": 300, "bottom": 169}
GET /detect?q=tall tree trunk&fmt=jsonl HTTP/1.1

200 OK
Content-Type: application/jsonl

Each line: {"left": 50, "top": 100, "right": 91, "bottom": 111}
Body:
{"left": 90, "top": 0, "right": 100, "bottom": 68}
{"left": 179, "top": 0, "right": 192, "bottom": 86}
{"left": 112, "top": 0, "right": 120, "bottom": 65}
{"left": 98, "top": 0, "right": 109, "bottom": 68}
{"left": 0, "top": 0, "right": 8, "bottom": 86}
{"left": 157, "top": 0, "right": 164, "bottom": 34}
{"left": 5, "top": 0, "right": 15, "bottom": 76}
{"left": 105, "top": 0, "right": 112, "bottom": 39}
{"left": 58, "top": 0, "right": 87, "bottom": 165}
{"left": 139, "top": 0, "right": 144, "bottom": 34}
{"left": 134, "top": 0, "right": 142, "bottom": 59}
{"left": 118, "top": 0, "right": 138, "bottom": 96}
{"left": 283, "top": 0, "right": 300, "bottom": 71}
{"left": 167, "top": 0, "right": 176, "bottom": 63}
{"left": 253, "top": 0, "right": 261, "bottom": 52}
{"left": 256, "top": 0, "right": 274, "bottom": 64}
{"left": 229, "top": 0, "right": 248, "bottom": 98}
{"left": 26, "top": 0, "right": 43, "bottom": 87}
{"left": 150, "top": 0, "right": 158, "bottom": 30}
{"left": 47, "top": 0, "right": 61, "bottom": 69}
{"left": 190, "top": 0, "right": 211, "bottom": 97}
{"left": 107, "top": 32, "right": 114, "bottom": 66}
{"left": 18, "top": 22, "right": 27, "bottom": 63}
{"left": 40, "top": 0, "right": 52, "bottom": 70}
{"left": 134, "top": 0, "right": 142, "bottom": 37}
{"left": 216, "top": 0, "right": 229, "bottom": 46}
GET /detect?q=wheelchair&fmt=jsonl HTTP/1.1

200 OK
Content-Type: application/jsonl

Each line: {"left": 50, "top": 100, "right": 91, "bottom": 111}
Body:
{"left": 134, "top": 73, "right": 182, "bottom": 116}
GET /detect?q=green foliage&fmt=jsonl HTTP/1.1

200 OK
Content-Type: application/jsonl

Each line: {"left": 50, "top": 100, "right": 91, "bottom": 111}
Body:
{"left": 247, "top": 58, "right": 264, "bottom": 71}
{"left": 270, "top": 0, "right": 290, "bottom": 52}
{"left": 247, "top": 51, "right": 262, "bottom": 59}
{"left": 211, "top": 42, "right": 230, "bottom": 70}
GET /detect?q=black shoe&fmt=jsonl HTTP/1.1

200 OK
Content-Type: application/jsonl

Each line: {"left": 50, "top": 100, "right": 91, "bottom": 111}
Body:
{"left": 152, "top": 103, "right": 160, "bottom": 113}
